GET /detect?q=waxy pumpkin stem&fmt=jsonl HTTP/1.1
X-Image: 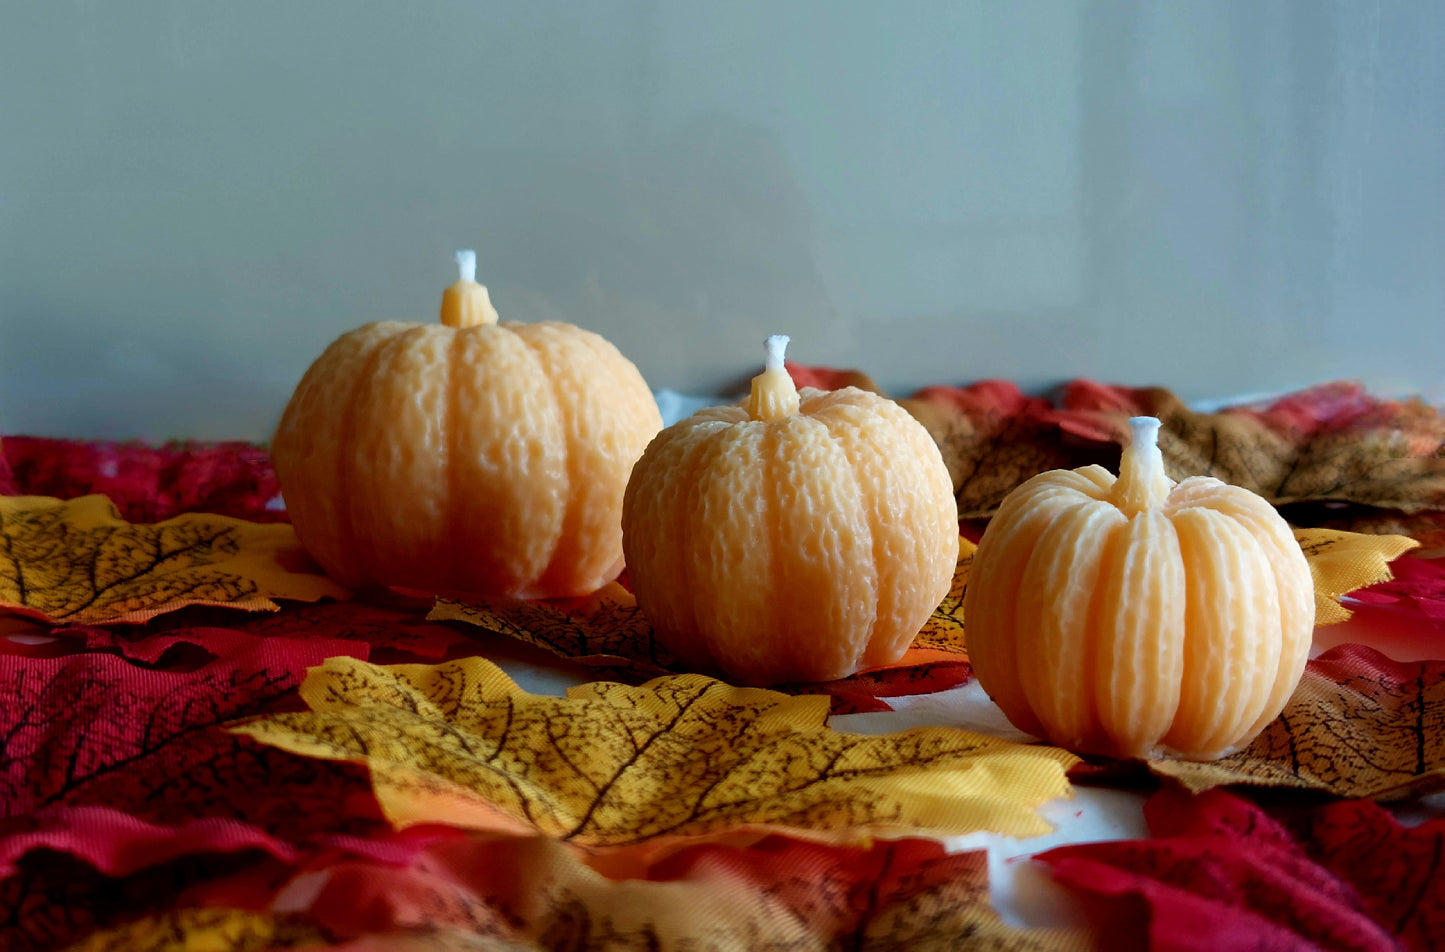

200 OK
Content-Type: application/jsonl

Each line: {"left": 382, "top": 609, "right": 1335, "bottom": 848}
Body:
{"left": 440, "top": 249, "right": 500, "bottom": 328}
{"left": 746, "top": 334, "right": 801, "bottom": 421}
{"left": 1113, "top": 416, "right": 1173, "bottom": 514}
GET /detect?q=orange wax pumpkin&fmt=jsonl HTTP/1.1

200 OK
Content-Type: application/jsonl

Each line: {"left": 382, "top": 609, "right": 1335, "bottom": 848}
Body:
{"left": 272, "top": 251, "right": 663, "bottom": 600}
{"left": 621, "top": 335, "right": 957, "bottom": 686}
{"left": 964, "top": 416, "right": 1314, "bottom": 761}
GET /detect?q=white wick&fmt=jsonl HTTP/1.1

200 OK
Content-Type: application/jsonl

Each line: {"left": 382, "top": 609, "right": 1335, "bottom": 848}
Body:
{"left": 455, "top": 249, "right": 477, "bottom": 284}
{"left": 1127, "top": 416, "right": 1162, "bottom": 450}
{"left": 764, "top": 334, "right": 790, "bottom": 373}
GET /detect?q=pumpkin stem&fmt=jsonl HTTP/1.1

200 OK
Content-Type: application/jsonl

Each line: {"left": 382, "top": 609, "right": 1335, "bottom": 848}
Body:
{"left": 746, "top": 335, "right": 802, "bottom": 421}
{"left": 1113, "top": 416, "right": 1173, "bottom": 513}
{"left": 440, "top": 249, "right": 500, "bottom": 328}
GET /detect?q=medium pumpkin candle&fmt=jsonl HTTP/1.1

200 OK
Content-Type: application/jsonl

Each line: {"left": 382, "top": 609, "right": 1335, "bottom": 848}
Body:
{"left": 622, "top": 335, "right": 958, "bottom": 686}
{"left": 964, "top": 416, "right": 1315, "bottom": 761}
{"left": 271, "top": 251, "right": 663, "bottom": 599}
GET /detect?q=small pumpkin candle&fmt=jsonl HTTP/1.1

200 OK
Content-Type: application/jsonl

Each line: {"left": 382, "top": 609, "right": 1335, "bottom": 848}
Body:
{"left": 964, "top": 416, "right": 1314, "bottom": 761}
{"left": 271, "top": 251, "right": 663, "bottom": 599}
{"left": 622, "top": 335, "right": 957, "bottom": 686}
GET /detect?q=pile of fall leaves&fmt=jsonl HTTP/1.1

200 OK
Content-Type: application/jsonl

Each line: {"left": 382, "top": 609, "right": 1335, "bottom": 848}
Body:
{"left": 0, "top": 375, "right": 1443, "bottom": 951}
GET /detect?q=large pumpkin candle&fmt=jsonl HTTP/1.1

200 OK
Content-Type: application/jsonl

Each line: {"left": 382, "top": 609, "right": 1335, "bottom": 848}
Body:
{"left": 271, "top": 251, "right": 663, "bottom": 600}
{"left": 964, "top": 416, "right": 1314, "bottom": 761}
{"left": 622, "top": 335, "right": 957, "bottom": 686}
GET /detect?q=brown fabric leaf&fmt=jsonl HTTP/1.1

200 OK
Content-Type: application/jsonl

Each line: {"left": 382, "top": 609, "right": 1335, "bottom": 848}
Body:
{"left": 1150, "top": 644, "right": 1445, "bottom": 800}
{"left": 1058, "top": 380, "right": 1445, "bottom": 515}
{"left": 901, "top": 382, "right": 1098, "bottom": 519}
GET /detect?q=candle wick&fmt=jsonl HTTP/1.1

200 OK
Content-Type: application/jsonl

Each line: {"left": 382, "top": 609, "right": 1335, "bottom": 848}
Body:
{"left": 455, "top": 249, "right": 477, "bottom": 284}
{"left": 764, "top": 334, "right": 790, "bottom": 373}
{"left": 1127, "top": 416, "right": 1161, "bottom": 451}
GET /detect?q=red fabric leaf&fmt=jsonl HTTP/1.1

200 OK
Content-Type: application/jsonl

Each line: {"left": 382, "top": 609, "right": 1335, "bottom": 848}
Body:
{"left": 1038, "top": 784, "right": 1437, "bottom": 951}
{"left": 1351, "top": 556, "right": 1445, "bottom": 624}
{"left": 0, "top": 630, "right": 382, "bottom": 875}
{"left": 0, "top": 435, "right": 284, "bottom": 523}
{"left": 81, "top": 597, "right": 475, "bottom": 664}
{"left": 1282, "top": 799, "right": 1445, "bottom": 951}
{"left": 0, "top": 805, "right": 294, "bottom": 877}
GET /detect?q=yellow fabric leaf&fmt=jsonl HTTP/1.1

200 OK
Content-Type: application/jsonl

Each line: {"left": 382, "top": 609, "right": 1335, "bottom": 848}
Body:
{"left": 60, "top": 908, "right": 325, "bottom": 951}
{"left": 0, "top": 494, "right": 347, "bottom": 625}
{"left": 231, "top": 655, "right": 1079, "bottom": 848}
{"left": 1293, "top": 527, "right": 1420, "bottom": 624}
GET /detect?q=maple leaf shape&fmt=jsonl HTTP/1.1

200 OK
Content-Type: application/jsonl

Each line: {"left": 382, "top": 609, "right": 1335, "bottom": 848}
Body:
{"left": 1149, "top": 644, "right": 1445, "bottom": 800}
{"left": 231, "top": 655, "right": 1079, "bottom": 850}
{"left": 0, "top": 435, "right": 285, "bottom": 524}
{"left": 1038, "top": 784, "right": 1440, "bottom": 952}
{"left": 0, "top": 494, "right": 346, "bottom": 625}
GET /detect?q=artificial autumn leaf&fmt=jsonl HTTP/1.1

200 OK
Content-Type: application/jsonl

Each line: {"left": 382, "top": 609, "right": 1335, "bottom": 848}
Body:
{"left": 1350, "top": 554, "right": 1445, "bottom": 625}
{"left": 429, "top": 582, "right": 674, "bottom": 677}
{"left": 282, "top": 830, "right": 1092, "bottom": 952}
{"left": 0, "top": 630, "right": 381, "bottom": 875}
{"left": 60, "top": 908, "right": 328, "bottom": 952}
{"left": 0, "top": 805, "right": 294, "bottom": 878}
{"left": 1281, "top": 798, "right": 1445, "bottom": 951}
{"left": 1149, "top": 644, "right": 1445, "bottom": 800}
{"left": 1294, "top": 527, "right": 1420, "bottom": 624}
{"left": 1288, "top": 504, "right": 1445, "bottom": 553}
{"left": 0, "top": 494, "right": 347, "bottom": 625}
{"left": 103, "top": 597, "right": 477, "bottom": 665}
{"left": 1038, "top": 784, "right": 1442, "bottom": 952}
{"left": 902, "top": 381, "right": 1097, "bottom": 518}
{"left": 784, "top": 361, "right": 887, "bottom": 394}
{"left": 795, "top": 368, "right": 1445, "bottom": 525}
{"left": 0, "top": 435, "right": 285, "bottom": 524}
{"left": 232, "top": 655, "right": 1079, "bottom": 851}
{"left": 1057, "top": 379, "right": 1445, "bottom": 516}
{"left": 432, "top": 539, "right": 978, "bottom": 713}
{"left": 0, "top": 849, "right": 271, "bottom": 952}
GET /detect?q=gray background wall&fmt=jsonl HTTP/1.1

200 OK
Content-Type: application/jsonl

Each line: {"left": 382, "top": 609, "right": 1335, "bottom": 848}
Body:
{"left": 2, "top": 1, "right": 1442, "bottom": 441}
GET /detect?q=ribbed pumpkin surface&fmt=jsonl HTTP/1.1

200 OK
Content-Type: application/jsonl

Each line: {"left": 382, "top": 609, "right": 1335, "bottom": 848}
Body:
{"left": 963, "top": 418, "right": 1314, "bottom": 761}
{"left": 622, "top": 385, "right": 957, "bottom": 686}
{"left": 272, "top": 319, "right": 662, "bottom": 599}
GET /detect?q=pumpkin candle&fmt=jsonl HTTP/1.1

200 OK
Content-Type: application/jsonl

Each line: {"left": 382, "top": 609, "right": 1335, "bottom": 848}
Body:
{"left": 271, "top": 251, "right": 663, "bottom": 600}
{"left": 964, "top": 415, "right": 1315, "bottom": 761}
{"left": 622, "top": 335, "right": 957, "bottom": 686}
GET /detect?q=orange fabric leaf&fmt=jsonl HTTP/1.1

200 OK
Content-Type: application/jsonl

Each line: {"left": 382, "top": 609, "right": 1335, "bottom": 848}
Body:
{"left": 0, "top": 494, "right": 347, "bottom": 625}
